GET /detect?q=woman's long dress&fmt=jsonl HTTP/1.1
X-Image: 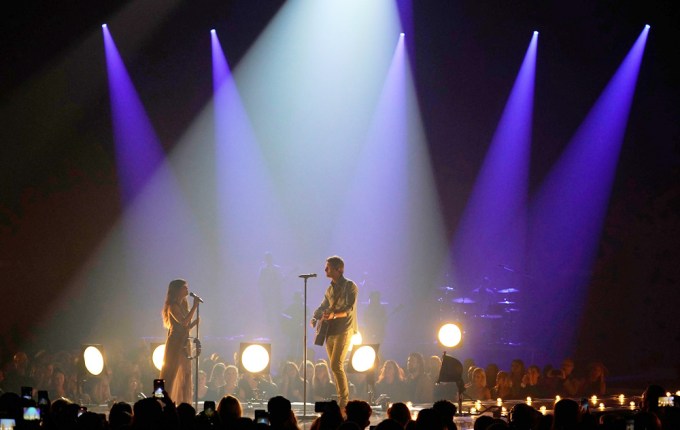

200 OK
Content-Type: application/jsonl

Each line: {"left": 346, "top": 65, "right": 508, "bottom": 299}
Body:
{"left": 160, "top": 304, "right": 192, "bottom": 404}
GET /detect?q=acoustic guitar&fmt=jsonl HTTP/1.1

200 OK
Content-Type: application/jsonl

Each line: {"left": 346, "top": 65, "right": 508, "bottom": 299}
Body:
{"left": 314, "top": 314, "right": 330, "bottom": 346}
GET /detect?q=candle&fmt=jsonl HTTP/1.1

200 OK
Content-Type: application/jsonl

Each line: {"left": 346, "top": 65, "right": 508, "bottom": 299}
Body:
{"left": 598, "top": 403, "right": 605, "bottom": 411}
{"left": 540, "top": 406, "right": 547, "bottom": 415}
{"left": 555, "top": 395, "right": 561, "bottom": 402}
{"left": 618, "top": 394, "right": 625, "bottom": 405}
{"left": 629, "top": 401, "right": 636, "bottom": 410}
{"left": 470, "top": 407, "right": 477, "bottom": 414}
{"left": 526, "top": 396, "right": 532, "bottom": 406}
{"left": 475, "top": 400, "right": 482, "bottom": 411}
{"left": 501, "top": 406, "right": 507, "bottom": 416}
{"left": 591, "top": 395, "right": 598, "bottom": 405}
{"left": 497, "top": 398, "right": 502, "bottom": 407}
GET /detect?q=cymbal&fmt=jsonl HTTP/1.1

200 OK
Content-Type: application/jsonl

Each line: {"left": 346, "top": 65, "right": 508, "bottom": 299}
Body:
{"left": 497, "top": 300, "right": 515, "bottom": 305}
{"left": 452, "top": 297, "right": 476, "bottom": 304}
{"left": 498, "top": 288, "right": 520, "bottom": 294}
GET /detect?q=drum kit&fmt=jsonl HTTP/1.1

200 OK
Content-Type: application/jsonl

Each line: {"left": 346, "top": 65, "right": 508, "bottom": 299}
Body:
{"left": 437, "top": 282, "right": 520, "bottom": 345}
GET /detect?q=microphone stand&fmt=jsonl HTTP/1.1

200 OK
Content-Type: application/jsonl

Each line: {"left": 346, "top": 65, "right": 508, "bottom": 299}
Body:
{"left": 193, "top": 301, "right": 201, "bottom": 410}
{"left": 299, "top": 274, "right": 316, "bottom": 423}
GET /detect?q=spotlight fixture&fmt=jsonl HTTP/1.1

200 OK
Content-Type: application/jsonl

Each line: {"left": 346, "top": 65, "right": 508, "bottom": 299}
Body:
{"left": 82, "top": 344, "right": 105, "bottom": 377}
{"left": 239, "top": 343, "right": 271, "bottom": 374}
{"left": 350, "top": 331, "right": 363, "bottom": 350}
{"left": 349, "top": 344, "right": 379, "bottom": 373}
{"left": 438, "top": 352, "right": 466, "bottom": 413}
{"left": 151, "top": 343, "right": 166, "bottom": 371}
{"left": 438, "top": 323, "right": 463, "bottom": 348}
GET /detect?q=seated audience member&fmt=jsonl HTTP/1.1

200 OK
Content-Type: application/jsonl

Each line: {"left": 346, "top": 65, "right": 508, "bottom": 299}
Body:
{"left": 508, "top": 359, "right": 525, "bottom": 399}
{"left": 465, "top": 368, "right": 491, "bottom": 401}
{"left": 345, "top": 400, "right": 373, "bottom": 429}
{"left": 485, "top": 363, "right": 499, "bottom": 389}
{"left": 49, "top": 368, "right": 68, "bottom": 399}
{"left": 405, "top": 353, "right": 433, "bottom": 404}
{"left": 520, "top": 365, "right": 546, "bottom": 398}
{"left": 558, "top": 358, "right": 580, "bottom": 397}
{"left": 427, "top": 355, "right": 443, "bottom": 380}
{"left": 206, "top": 363, "right": 228, "bottom": 400}
{"left": 120, "top": 375, "right": 144, "bottom": 403}
{"left": 375, "top": 360, "right": 406, "bottom": 403}
{"left": 312, "top": 362, "right": 336, "bottom": 401}
{"left": 196, "top": 370, "right": 209, "bottom": 401}
{"left": 462, "top": 359, "right": 476, "bottom": 385}
{"left": 387, "top": 402, "right": 413, "bottom": 428}
{"left": 491, "top": 371, "right": 512, "bottom": 399}
{"left": 279, "top": 362, "right": 305, "bottom": 402}
{"left": 579, "top": 362, "right": 606, "bottom": 397}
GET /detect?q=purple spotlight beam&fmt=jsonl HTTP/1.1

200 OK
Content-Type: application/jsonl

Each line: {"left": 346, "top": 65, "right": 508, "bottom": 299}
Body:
{"left": 450, "top": 32, "right": 538, "bottom": 298}
{"left": 102, "top": 25, "right": 165, "bottom": 204}
{"left": 526, "top": 26, "right": 650, "bottom": 358}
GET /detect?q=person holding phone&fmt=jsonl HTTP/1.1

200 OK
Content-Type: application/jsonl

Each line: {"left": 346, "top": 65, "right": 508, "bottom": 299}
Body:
{"left": 310, "top": 256, "right": 358, "bottom": 408}
{"left": 161, "top": 278, "right": 200, "bottom": 404}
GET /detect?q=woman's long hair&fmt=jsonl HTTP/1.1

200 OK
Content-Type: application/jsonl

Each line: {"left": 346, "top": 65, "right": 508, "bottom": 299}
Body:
{"left": 377, "top": 360, "right": 405, "bottom": 384}
{"left": 162, "top": 279, "right": 188, "bottom": 328}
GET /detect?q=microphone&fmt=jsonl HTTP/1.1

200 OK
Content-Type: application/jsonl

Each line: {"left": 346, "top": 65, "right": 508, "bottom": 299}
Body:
{"left": 190, "top": 292, "right": 204, "bottom": 303}
{"left": 298, "top": 273, "right": 317, "bottom": 279}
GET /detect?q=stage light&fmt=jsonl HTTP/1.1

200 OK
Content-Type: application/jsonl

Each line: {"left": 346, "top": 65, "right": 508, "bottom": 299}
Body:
{"left": 351, "top": 331, "right": 363, "bottom": 347}
{"left": 400, "top": 32, "right": 405, "bottom": 37}
{"left": 102, "top": 24, "right": 107, "bottom": 29}
{"left": 239, "top": 343, "right": 271, "bottom": 374}
{"left": 437, "top": 353, "right": 463, "bottom": 383}
{"left": 438, "top": 323, "right": 462, "bottom": 348}
{"left": 349, "top": 344, "right": 379, "bottom": 373}
{"left": 534, "top": 30, "right": 539, "bottom": 36}
{"left": 82, "top": 345, "right": 105, "bottom": 376}
{"left": 210, "top": 29, "right": 216, "bottom": 34}
{"left": 645, "top": 24, "right": 650, "bottom": 30}
{"left": 151, "top": 343, "right": 166, "bottom": 371}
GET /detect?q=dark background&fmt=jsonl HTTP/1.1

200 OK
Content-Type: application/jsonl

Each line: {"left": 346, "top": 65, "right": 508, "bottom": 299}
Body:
{"left": 1, "top": 0, "right": 678, "bottom": 385}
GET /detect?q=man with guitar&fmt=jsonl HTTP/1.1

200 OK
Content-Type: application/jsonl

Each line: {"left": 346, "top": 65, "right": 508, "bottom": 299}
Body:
{"left": 310, "top": 255, "right": 358, "bottom": 408}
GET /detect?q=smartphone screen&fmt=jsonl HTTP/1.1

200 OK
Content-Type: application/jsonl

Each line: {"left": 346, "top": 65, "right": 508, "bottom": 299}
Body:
{"left": 658, "top": 396, "right": 674, "bottom": 407}
{"left": 153, "top": 379, "right": 165, "bottom": 398}
{"left": 254, "top": 409, "right": 269, "bottom": 425}
{"left": 23, "top": 407, "right": 41, "bottom": 421}
{"left": 0, "top": 418, "right": 16, "bottom": 430}
{"left": 37, "top": 390, "right": 50, "bottom": 406}
{"left": 204, "top": 401, "right": 215, "bottom": 416}
{"left": 20, "top": 387, "right": 33, "bottom": 400}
